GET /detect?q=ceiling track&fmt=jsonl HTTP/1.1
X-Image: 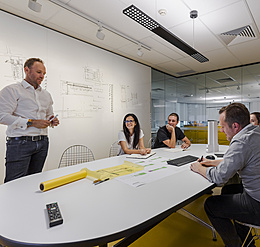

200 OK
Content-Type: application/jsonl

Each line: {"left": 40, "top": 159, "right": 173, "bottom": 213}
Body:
{"left": 48, "top": 0, "right": 151, "bottom": 51}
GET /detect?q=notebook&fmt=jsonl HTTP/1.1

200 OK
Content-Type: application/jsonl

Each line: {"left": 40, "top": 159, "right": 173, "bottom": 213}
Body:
{"left": 126, "top": 152, "right": 156, "bottom": 159}
{"left": 167, "top": 155, "right": 198, "bottom": 167}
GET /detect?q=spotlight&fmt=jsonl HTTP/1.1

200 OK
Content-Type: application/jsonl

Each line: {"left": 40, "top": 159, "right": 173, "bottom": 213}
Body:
{"left": 96, "top": 23, "right": 105, "bottom": 40}
{"left": 137, "top": 47, "right": 143, "bottom": 57}
{"left": 28, "top": 0, "right": 42, "bottom": 12}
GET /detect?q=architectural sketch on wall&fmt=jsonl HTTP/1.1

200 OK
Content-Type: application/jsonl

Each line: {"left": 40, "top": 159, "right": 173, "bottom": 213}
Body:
{"left": 61, "top": 80, "right": 93, "bottom": 96}
{"left": 5, "top": 56, "right": 23, "bottom": 81}
{"left": 84, "top": 66, "right": 103, "bottom": 83}
{"left": 1, "top": 47, "right": 48, "bottom": 89}
{"left": 60, "top": 66, "right": 114, "bottom": 118}
{"left": 121, "top": 84, "right": 138, "bottom": 108}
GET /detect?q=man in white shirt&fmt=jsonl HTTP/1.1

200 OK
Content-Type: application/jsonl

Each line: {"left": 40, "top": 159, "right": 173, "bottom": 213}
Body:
{"left": 0, "top": 58, "right": 59, "bottom": 183}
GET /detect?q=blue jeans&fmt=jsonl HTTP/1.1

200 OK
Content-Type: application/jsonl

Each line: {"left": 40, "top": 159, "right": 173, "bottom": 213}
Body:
{"left": 205, "top": 191, "right": 260, "bottom": 247}
{"left": 4, "top": 137, "right": 49, "bottom": 183}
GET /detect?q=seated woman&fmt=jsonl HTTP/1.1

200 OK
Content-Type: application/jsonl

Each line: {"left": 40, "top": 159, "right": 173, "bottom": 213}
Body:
{"left": 250, "top": 112, "right": 260, "bottom": 126}
{"left": 118, "top": 113, "right": 151, "bottom": 155}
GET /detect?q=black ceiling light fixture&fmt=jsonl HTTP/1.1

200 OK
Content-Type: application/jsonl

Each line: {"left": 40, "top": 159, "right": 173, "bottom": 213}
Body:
{"left": 123, "top": 5, "right": 209, "bottom": 63}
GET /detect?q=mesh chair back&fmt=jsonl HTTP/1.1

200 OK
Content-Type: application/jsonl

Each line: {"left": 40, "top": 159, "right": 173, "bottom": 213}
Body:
{"left": 109, "top": 141, "right": 119, "bottom": 157}
{"left": 58, "top": 145, "right": 95, "bottom": 168}
{"left": 147, "top": 137, "right": 155, "bottom": 149}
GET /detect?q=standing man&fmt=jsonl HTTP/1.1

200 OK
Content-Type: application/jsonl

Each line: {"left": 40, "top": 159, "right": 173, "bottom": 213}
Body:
{"left": 0, "top": 58, "right": 59, "bottom": 183}
{"left": 190, "top": 103, "right": 260, "bottom": 247}
{"left": 153, "top": 113, "right": 191, "bottom": 149}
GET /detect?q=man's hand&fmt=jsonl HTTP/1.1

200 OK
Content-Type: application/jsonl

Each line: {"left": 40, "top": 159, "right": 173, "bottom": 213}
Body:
{"left": 190, "top": 161, "right": 207, "bottom": 178}
{"left": 190, "top": 161, "right": 202, "bottom": 173}
{"left": 49, "top": 116, "right": 60, "bottom": 127}
{"left": 200, "top": 158, "right": 221, "bottom": 167}
{"left": 166, "top": 124, "right": 174, "bottom": 133}
{"left": 31, "top": 119, "right": 51, "bottom": 129}
{"left": 181, "top": 142, "right": 189, "bottom": 149}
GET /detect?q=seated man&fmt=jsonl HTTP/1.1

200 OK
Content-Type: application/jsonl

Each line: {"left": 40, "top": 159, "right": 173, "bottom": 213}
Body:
{"left": 191, "top": 103, "right": 260, "bottom": 247}
{"left": 153, "top": 113, "right": 191, "bottom": 149}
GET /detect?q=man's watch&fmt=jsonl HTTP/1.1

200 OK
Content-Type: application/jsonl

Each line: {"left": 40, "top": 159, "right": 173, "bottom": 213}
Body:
{"left": 27, "top": 119, "right": 32, "bottom": 127}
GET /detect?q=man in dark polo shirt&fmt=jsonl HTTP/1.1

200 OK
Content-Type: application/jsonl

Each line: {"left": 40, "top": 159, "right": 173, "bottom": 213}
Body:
{"left": 153, "top": 113, "right": 191, "bottom": 149}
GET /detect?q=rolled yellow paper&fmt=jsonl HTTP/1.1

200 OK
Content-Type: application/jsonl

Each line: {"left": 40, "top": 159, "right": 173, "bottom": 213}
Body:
{"left": 39, "top": 168, "right": 100, "bottom": 192}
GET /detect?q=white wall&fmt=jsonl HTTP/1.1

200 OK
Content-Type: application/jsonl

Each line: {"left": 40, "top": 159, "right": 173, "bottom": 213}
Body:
{"left": 0, "top": 11, "right": 151, "bottom": 184}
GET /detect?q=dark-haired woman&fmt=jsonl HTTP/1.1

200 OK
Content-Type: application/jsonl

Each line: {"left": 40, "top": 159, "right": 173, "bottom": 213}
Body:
{"left": 118, "top": 113, "right": 151, "bottom": 155}
{"left": 250, "top": 112, "right": 260, "bottom": 127}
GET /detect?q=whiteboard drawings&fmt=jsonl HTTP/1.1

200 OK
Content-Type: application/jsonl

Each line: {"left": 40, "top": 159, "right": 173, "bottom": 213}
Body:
{"left": 5, "top": 57, "right": 23, "bottom": 81}
{"left": 121, "top": 85, "right": 138, "bottom": 108}
{"left": 0, "top": 47, "right": 139, "bottom": 119}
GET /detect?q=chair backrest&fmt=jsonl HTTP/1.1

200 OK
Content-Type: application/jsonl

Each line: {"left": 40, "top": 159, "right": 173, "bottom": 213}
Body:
{"left": 58, "top": 145, "right": 95, "bottom": 168}
{"left": 109, "top": 141, "right": 120, "bottom": 157}
{"left": 147, "top": 137, "right": 155, "bottom": 149}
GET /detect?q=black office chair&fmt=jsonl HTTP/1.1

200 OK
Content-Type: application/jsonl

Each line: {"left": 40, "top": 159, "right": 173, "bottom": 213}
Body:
{"left": 58, "top": 145, "right": 95, "bottom": 168}
{"left": 109, "top": 141, "right": 119, "bottom": 157}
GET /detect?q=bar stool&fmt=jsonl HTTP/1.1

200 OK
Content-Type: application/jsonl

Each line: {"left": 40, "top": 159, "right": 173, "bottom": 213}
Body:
{"left": 236, "top": 221, "right": 260, "bottom": 247}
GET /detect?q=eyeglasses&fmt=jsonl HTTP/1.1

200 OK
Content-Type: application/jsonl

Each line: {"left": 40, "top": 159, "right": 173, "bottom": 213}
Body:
{"left": 125, "top": 120, "right": 134, "bottom": 123}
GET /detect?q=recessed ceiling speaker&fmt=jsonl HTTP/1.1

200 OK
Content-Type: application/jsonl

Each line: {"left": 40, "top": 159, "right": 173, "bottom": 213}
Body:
{"left": 28, "top": 0, "right": 42, "bottom": 12}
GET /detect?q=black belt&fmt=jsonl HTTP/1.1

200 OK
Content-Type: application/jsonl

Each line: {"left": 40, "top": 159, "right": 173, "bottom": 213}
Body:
{"left": 6, "top": 136, "right": 48, "bottom": 141}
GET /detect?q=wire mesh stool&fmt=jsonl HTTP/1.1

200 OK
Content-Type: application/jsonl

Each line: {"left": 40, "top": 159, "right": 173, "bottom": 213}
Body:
{"left": 58, "top": 145, "right": 95, "bottom": 168}
{"left": 236, "top": 221, "right": 260, "bottom": 247}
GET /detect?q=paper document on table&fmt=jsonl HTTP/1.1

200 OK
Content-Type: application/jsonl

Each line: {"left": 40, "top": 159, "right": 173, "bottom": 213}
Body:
{"left": 126, "top": 152, "right": 156, "bottom": 159}
{"left": 116, "top": 156, "right": 187, "bottom": 187}
{"left": 94, "top": 161, "right": 144, "bottom": 180}
{"left": 163, "top": 147, "right": 184, "bottom": 153}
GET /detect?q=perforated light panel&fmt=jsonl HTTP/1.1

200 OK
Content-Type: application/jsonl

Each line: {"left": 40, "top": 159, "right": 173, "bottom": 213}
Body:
{"left": 123, "top": 5, "right": 209, "bottom": 63}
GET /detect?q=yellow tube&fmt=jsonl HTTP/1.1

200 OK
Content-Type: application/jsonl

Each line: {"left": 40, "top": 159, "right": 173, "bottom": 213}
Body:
{"left": 40, "top": 169, "right": 88, "bottom": 192}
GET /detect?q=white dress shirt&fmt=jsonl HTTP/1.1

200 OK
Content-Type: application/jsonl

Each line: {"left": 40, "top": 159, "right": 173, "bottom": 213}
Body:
{"left": 0, "top": 80, "right": 54, "bottom": 137}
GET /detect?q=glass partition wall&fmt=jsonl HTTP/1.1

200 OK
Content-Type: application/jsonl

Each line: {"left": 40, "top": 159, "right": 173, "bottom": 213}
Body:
{"left": 151, "top": 63, "right": 260, "bottom": 145}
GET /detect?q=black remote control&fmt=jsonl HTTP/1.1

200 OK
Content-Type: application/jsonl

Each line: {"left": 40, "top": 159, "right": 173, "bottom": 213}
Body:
{"left": 46, "top": 202, "right": 63, "bottom": 227}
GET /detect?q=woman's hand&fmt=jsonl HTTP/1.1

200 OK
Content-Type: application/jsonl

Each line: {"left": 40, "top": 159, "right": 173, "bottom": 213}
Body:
{"left": 139, "top": 148, "right": 147, "bottom": 155}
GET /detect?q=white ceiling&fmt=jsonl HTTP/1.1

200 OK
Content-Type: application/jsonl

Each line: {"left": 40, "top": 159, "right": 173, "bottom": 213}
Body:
{"left": 0, "top": 0, "right": 260, "bottom": 78}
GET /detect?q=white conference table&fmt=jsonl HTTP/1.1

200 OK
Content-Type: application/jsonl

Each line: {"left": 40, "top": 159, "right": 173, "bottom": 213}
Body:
{"left": 0, "top": 144, "right": 228, "bottom": 247}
